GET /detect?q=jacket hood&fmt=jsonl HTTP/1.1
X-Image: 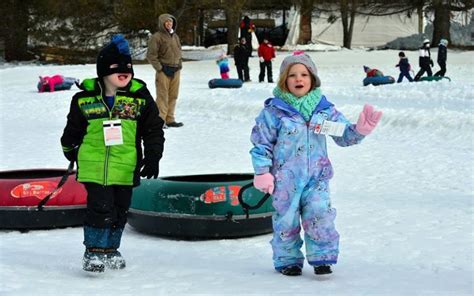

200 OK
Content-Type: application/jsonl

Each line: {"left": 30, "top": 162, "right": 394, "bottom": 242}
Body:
{"left": 264, "top": 95, "right": 334, "bottom": 117}
{"left": 158, "top": 14, "right": 177, "bottom": 33}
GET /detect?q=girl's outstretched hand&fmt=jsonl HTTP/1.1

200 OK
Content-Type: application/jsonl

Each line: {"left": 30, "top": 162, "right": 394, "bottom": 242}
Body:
{"left": 253, "top": 173, "right": 275, "bottom": 195}
{"left": 355, "top": 104, "right": 383, "bottom": 136}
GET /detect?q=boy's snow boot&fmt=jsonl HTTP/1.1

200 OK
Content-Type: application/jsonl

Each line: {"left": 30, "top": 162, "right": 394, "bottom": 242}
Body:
{"left": 314, "top": 265, "right": 332, "bottom": 275}
{"left": 104, "top": 227, "right": 126, "bottom": 269}
{"left": 82, "top": 248, "right": 106, "bottom": 273}
{"left": 82, "top": 226, "right": 110, "bottom": 272}
{"left": 279, "top": 265, "right": 302, "bottom": 276}
{"left": 104, "top": 249, "right": 126, "bottom": 269}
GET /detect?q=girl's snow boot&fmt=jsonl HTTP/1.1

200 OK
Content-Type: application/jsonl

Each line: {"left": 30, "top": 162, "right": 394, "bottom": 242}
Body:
{"left": 314, "top": 265, "right": 332, "bottom": 275}
{"left": 83, "top": 248, "right": 106, "bottom": 273}
{"left": 105, "top": 249, "right": 126, "bottom": 269}
{"left": 279, "top": 265, "right": 302, "bottom": 276}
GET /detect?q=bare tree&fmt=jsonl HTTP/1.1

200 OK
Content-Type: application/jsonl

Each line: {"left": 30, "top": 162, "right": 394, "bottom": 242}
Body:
{"left": 357, "top": 0, "right": 473, "bottom": 46}
{"left": 1, "top": 0, "right": 32, "bottom": 61}
{"left": 430, "top": 0, "right": 472, "bottom": 46}
{"left": 340, "top": 0, "right": 358, "bottom": 48}
{"left": 297, "top": 0, "right": 315, "bottom": 44}
{"left": 220, "top": 0, "right": 247, "bottom": 55}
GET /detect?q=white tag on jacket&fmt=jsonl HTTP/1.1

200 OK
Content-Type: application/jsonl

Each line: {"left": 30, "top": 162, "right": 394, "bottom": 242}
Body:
{"left": 314, "top": 120, "right": 345, "bottom": 137}
{"left": 103, "top": 120, "right": 123, "bottom": 146}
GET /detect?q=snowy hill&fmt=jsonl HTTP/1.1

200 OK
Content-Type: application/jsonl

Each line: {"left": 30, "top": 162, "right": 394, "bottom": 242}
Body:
{"left": 0, "top": 49, "right": 473, "bottom": 295}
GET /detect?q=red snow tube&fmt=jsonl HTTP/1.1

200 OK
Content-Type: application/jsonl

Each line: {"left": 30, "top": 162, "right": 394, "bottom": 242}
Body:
{"left": 0, "top": 169, "right": 87, "bottom": 230}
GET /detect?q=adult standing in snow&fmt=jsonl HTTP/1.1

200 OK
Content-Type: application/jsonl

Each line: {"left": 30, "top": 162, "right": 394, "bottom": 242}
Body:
{"left": 414, "top": 39, "right": 433, "bottom": 81}
{"left": 147, "top": 13, "right": 183, "bottom": 128}
{"left": 61, "top": 34, "right": 164, "bottom": 273}
{"left": 434, "top": 38, "right": 448, "bottom": 77}
{"left": 258, "top": 36, "right": 276, "bottom": 83}
{"left": 240, "top": 16, "right": 255, "bottom": 57}
{"left": 250, "top": 51, "right": 382, "bottom": 277}
{"left": 234, "top": 37, "right": 251, "bottom": 82}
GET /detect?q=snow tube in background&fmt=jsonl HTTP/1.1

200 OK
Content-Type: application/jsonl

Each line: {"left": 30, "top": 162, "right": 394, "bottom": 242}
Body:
{"left": 128, "top": 173, "right": 274, "bottom": 239}
{"left": 418, "top": 76, "right": 451, "bottom": 82}
{"left": 363, "top": 76, "right": 396, "bottom": 86}
{"left": 208, "top": 78, "right": 243, "bottom": 89}
{"left": 0, "top": 169, "right": 87, "bottom": 230}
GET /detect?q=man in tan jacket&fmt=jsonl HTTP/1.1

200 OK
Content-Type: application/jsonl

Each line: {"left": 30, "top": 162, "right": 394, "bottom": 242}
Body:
{"left": 147, "top": 13, "right": 183, "bottom": 128}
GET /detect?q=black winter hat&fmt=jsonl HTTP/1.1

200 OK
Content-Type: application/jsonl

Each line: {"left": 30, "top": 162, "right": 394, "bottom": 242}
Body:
{"left": 96, "top": 34, "right": 134, "bottom": 79}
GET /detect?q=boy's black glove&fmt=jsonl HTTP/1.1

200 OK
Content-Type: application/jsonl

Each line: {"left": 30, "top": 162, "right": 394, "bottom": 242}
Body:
{"left": 140, "top": 155, "right": 159, "bottom": 179}
{"left": 63, "top": 147, "right": 78, "bottom": 162}
{"left": 430, "top": 59, "right": 434, "bottom": 67}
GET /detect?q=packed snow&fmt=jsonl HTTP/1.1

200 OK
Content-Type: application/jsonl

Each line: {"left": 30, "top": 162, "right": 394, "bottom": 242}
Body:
{"left": 0, "top": 47, "right": 473, "bottom": 295}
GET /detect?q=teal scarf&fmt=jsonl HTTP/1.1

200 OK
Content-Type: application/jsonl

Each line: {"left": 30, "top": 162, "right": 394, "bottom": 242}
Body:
{"left": 273, "top": 87, "right": 322, "bottom": 121}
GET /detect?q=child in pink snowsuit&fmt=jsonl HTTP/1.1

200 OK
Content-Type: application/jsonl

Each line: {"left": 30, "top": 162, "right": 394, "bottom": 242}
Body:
{"left": 38, "top": 75, "right": 65, "bottom": 92}
{"left": 250, "top": 51, "right": 382, "bottom": 277}
{"left": 38, "top": 75, "right": 78, "bottom": 92}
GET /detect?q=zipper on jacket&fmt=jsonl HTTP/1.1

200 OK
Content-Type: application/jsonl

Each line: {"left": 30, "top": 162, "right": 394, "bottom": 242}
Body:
{"left": 98, "top": 82, "right": 117, "bottom": 186}
{"left": 306, "top": 120, "right": 310, "bottom": 177}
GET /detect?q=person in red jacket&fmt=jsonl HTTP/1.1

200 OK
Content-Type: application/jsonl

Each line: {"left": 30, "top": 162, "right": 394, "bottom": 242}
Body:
{"left": 258, "top": 37, "right": 276, "bottom": 83}
{"left": 363, "top": 65, "right": 383, "bottom": 78}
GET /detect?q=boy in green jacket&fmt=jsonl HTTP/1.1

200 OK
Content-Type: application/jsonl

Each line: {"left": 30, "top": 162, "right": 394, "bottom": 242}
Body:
{"left": 61, "top": 34, "right": 165, "bottom": 273}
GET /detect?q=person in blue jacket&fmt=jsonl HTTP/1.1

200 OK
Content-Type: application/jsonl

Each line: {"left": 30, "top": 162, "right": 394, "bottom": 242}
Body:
{"left": 396, "top": 51, "right": 413, "bottom": 82}
{"left": 250, "top": 51, "right": 382, "bottom": 277}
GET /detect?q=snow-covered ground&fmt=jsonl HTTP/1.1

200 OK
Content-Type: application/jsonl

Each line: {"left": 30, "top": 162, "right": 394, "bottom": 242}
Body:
{"left": 0, "top": 48, "right": 473, "bottom": 295}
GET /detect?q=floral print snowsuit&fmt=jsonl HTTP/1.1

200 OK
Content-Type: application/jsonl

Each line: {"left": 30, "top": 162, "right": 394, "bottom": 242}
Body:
{"left": 250, "top": 96, "right": 365, "bottom": 271}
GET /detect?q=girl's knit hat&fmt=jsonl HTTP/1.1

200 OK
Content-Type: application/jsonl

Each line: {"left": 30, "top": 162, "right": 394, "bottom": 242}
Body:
{"left": 280, "top": 51, "right": 320, "bottom": 86}
{"left": 96, "top": 34, "right": 134, "bottom": 79}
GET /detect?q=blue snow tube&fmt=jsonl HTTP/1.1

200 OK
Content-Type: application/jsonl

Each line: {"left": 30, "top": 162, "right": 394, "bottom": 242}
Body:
{"left": 363, "top": 76, "right": 395, "bottom": 86}
{"left": 208, "top": 78, "right": 243, "bottom": 89}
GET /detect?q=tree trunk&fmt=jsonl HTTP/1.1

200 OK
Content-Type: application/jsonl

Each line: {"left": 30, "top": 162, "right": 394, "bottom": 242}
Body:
{"left": 417, "top": 4, "right": 424, "bottom": 34}
{"left": 432, "top": 2, "right": 451, "bottom": 46}
{"left": 298, "top": 0, "right": 313, "bottom": 44}
{"left": 341, "top": 0, "right": 357, "bottom": 49}
{"left": 222, "top": 0, "right": 247, "bottom": 55}
{"left": 3, "top": 0, "right": 30, "bottom": 61}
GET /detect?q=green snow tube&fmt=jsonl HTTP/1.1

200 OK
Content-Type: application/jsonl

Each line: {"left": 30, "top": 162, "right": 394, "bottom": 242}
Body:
{"left": 128, "top": 174, "right": 274, "bottom": 239}
{"left": 418, "top": 76, "right": 451, "bottom": 82}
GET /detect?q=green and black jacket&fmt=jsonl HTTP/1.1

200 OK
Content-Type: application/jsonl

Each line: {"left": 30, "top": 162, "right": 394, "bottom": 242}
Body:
{"left": 61, "top": 78, "right": 165, "bottom": 186}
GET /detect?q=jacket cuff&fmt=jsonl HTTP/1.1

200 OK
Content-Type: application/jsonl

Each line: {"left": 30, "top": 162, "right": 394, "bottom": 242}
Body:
{"left": 62, "top": 145, "right": 74, "bottom": 152}
{"left": 255, "top": 167, "right": 270, "bottom": 175}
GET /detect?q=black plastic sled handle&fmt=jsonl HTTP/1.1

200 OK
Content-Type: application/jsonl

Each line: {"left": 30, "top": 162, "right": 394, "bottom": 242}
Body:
{"left": 238, "top": 182, "right": 271, "bottom": 219}
{"left": 37, "top": 161, "right": 75, "bottom": 211}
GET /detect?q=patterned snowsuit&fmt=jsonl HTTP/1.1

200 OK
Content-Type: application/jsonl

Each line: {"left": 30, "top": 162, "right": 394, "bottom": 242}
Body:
{"left": 250, "top": 96, "right": 365, "bottom": 270}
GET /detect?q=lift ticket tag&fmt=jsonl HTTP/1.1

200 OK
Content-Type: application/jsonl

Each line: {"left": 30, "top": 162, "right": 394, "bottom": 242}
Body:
{"left": 314, "top": 120, "right": 345, "bottom": 137}
{"left": 103, "top": 120, "right": 123, "bottom": 146}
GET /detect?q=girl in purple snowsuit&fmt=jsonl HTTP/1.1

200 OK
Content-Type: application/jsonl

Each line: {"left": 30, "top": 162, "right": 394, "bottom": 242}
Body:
{"left": 250, "top": 51, "right": 382, "bottom": 277}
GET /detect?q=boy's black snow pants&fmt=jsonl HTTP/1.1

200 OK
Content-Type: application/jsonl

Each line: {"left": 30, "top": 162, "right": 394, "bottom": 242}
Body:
{"left": 83, "top": 183, "right": 133, "bottom": 228}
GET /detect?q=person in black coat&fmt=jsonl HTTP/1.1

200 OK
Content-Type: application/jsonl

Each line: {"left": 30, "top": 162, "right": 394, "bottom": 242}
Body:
{"left": 240, "top": 16, "right": 255, "bottom": 56}
{"left": 434, "top": 39, "right": 448, "bottom": 77}
{"left": 396, "top": 51, "right": 413, "bottom": 82}
{"left": 414, "top": 39, "right": 433, "bottom": 81}
{"left": 234, "top": 37, "right": 251, "bottom": 82}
